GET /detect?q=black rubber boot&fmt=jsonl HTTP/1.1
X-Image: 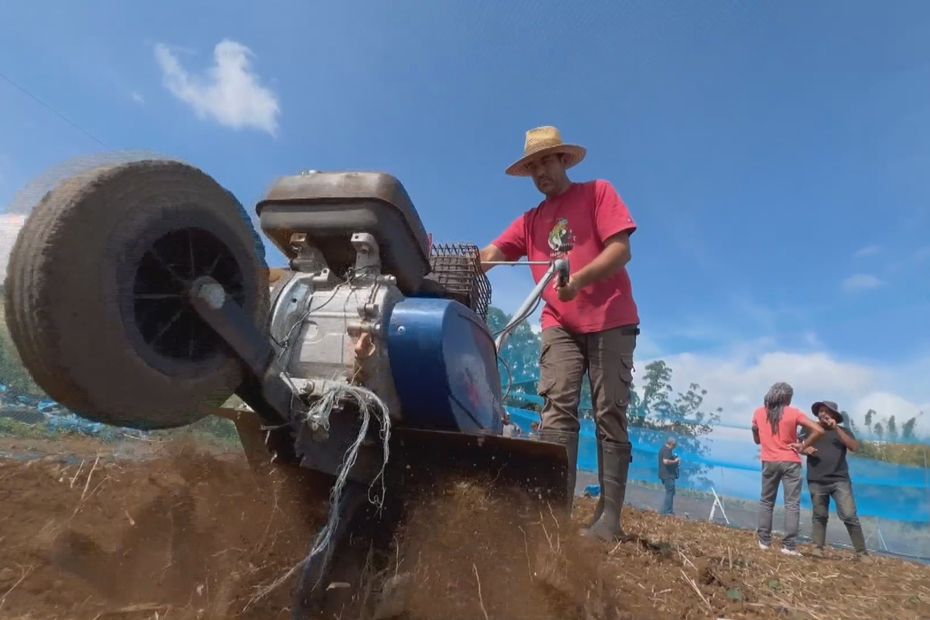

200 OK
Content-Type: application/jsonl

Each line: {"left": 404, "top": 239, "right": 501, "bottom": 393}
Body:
{"left": 538, "top": 428, "right": 578, "bottom": 510}
{"left": 582, "top": 439, "right": 632, "bottom": 542}
{"left": 587, "top": 438, "right": 604, "bottom": 527}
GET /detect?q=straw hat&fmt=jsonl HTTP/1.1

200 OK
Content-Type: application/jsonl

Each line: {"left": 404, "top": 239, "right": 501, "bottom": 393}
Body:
{"left": 505, "top": 126, "right": 586, "bottom": 176}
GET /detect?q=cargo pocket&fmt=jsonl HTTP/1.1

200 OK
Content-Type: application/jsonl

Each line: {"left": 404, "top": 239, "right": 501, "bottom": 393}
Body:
{"left": 615, "top": 355, "right": 634, "bottom": 408}
{"left": 536, "top": 341, "right": 555, "bottom": 398}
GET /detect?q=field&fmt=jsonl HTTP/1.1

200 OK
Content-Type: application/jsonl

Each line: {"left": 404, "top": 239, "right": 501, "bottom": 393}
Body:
{"left": 857, "top": 440, "right": 930, "bottom": 467}
{"left": 1, "top": 432, "right": 930, "bottom": 620}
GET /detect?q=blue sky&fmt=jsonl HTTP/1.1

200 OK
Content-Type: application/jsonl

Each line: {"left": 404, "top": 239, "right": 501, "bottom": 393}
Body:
{"left": 2, "top": 0, "right": 929, "bottom": 429}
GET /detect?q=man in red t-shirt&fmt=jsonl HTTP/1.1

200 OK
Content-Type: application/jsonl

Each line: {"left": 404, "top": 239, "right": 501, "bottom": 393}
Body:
{"left": 751, "top": 382, "right": 824, "bottom": 555}
{"left": 480, "top": 126, "right": 639, "bottom": 542}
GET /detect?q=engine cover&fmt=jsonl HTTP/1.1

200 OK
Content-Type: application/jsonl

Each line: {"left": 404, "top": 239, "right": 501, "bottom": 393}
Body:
{"left": 268, "top": 235, "right": 404, "bottom": 421}
{"left": 385, "top": 297, "right": 506, "bottom": 435}
{"left": 263, "top": 229, "right": 503, "bottom": 439}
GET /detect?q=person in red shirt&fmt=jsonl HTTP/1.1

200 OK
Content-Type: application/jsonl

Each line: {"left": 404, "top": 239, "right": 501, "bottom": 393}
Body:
{"left": 751, "top": 382, "right": 824, "bottom": 555}
{"left": 481, "top": 126, "right": 639, "bottom": 542}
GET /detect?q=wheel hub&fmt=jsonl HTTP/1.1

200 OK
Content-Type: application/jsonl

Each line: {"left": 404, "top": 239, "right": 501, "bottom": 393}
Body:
{"left": 131, "top": 227, "right": 245, "bottom": 362}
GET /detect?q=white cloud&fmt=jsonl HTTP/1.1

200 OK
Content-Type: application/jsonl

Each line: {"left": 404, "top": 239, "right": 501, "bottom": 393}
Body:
{"left": 131, "top": 91, "right": 145, "bottom": 105}
{"left": 857, "top": 392, "right": 927, "bottom": 421}
{"left": 841, "top": 273, "right": 884, "bottom": 292}
{"left": 0, "top": 213, "right": 27, "bottom": 281}
{"left": 854, "top": 244, "right": 881, "bottom": 258}
{"left": 154, "top": 39, "right": 280, "bottom": 136}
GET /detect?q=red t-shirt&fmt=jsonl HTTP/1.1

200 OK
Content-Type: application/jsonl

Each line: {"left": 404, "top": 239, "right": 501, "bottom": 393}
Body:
{"left": 752, "top": 406, "right": 806, "bottom": 463}
{"left": 491, "top": 180, "right": 639, "bottom": 334}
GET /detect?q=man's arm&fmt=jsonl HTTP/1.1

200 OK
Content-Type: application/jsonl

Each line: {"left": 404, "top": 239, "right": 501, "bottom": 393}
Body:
{"left": 835, "top": 426, "right": 860, "bottom": 452}
{"left": 570, "top": 232, "right": 631, "bottom": 290}
{"left": 751, "top": 423, "right": 761, "bottom": 445}
{"left": 480, "top": 214, "right": 526, "bottom": 273}
{"left": 578, "top": 179, "right": 636, "bottom": 289}
{"left": 556, "top": 232, "right": 632, "bottom": 301}
{"left": 793, "top": 417, "right": 825, "bottom": 453}
{"left": 479, "top": 244, "right": 506, "bottom": 273}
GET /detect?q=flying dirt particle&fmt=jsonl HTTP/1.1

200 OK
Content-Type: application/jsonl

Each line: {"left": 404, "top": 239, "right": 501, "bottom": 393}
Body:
{"left": 326, "top": 582, "right": 351, "bottom": 591}
{"left": 372, "top": 572, "right": 412, "bottom": 620}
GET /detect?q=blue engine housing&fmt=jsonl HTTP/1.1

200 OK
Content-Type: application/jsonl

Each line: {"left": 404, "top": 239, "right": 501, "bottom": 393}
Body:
{"left": 385, "top": 297, "right": 506, "bottom": 435}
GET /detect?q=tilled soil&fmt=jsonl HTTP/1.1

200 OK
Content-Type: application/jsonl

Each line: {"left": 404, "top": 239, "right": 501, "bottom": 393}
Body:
{"left": 1, "top": 435, "right": 929, "bottom": 620}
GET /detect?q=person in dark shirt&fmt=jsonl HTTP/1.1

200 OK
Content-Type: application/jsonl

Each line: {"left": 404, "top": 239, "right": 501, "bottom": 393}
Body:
{"left": 799, "top": 400, "right": 870, "bottom": 560}
{"left": 657, "top": 437, "right": 680, "bottom": 515}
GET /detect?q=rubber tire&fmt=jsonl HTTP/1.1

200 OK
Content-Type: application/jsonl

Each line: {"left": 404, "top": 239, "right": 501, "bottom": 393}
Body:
{"left": 3, "top": 159, "right": 269, "bottom": 430}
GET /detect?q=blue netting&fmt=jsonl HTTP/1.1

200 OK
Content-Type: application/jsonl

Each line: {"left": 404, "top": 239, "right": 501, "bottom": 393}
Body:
{"left": 505, "top": 407, "right": 930, "bottom": 524}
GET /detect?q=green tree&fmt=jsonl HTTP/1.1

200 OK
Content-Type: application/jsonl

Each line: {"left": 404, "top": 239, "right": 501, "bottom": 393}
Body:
{"left": 0, "top": 314, "right": 44, "bottom": 397}
{"left": 636, "top": 360, "right": 674, "bottom": 420}
{"left": 864, "top": 409, "right": 875, "bottom": 431}
{"left": 887, "top": 415, "right": 898, "bottom": 442}
{"left": 855, "top": 409, "right": 928, "bottom": 463}
{"left": 627, "top": 360, "right": 721, "bottom": 487}
{"left": 486, "top": 306, "right": 542, "bottom": 408}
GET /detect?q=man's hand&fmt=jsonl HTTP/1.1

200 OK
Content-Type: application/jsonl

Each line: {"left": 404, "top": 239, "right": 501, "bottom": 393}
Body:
{"left": 555, "top": 277, "right": 579, "bottom": 302}
{"left": 821, "top": 416, "right": 837, "bottom": 430}
{"left": 790, "top": 442, "right": 817, "bottom": 455}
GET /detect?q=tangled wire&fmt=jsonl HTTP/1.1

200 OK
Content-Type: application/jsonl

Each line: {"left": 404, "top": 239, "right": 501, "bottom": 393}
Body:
{"left": 245, "top": 382, "right": 392, "bottom": 608}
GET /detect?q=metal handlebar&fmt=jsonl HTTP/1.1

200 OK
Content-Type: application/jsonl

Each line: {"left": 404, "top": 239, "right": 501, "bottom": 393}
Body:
{"left": 493, "top": 257, "right": 570, "bottom": 352}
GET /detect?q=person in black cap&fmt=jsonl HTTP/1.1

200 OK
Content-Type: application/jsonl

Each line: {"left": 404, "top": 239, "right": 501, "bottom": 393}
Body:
{"left": 798, "top": 400, "right": 870, "bottom": 560}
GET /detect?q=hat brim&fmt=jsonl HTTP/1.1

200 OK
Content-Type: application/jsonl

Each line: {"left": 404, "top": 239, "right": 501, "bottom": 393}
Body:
{"left": 505, "top": 144, "right": 586, "bottom": 177}
{"left": 812, "top": 402, "right": 843, "bottom": 422}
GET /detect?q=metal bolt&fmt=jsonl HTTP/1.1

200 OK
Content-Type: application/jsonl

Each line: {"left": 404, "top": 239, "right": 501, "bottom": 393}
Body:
{"left": 198, "top": 282, "right": 226, "bottom": 309}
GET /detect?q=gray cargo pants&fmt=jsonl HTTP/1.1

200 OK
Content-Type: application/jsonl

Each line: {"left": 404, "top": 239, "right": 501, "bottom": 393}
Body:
{"left": 536, "top": 325, "right": 637, "bottom": 444}
{"left": 809, "top": 479, "right": 867, "bottom": 553}
{"left": 757, "top": 461, "right": 802, "bottom": 550}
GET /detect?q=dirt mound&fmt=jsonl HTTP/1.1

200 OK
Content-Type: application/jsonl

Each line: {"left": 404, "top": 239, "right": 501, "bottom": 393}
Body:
{"left": 322, "top": 475, "right": 930, "bottom": 620}
{"left": 379, "top": 479, "right": 613, "bottom": 620}
{"left": 0, "top": 439, "right": 323, "bottom": 619}
{"left": 1, "top": 436, "right": 930, "bottom": 619}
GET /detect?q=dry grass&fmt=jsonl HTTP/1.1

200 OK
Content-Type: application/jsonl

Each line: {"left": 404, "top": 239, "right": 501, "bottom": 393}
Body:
{"left": 352, "top": 482, "right": 930, "bottom": 619}
{"left": 582, "top": 496, "right": 930, "bottom": 619}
